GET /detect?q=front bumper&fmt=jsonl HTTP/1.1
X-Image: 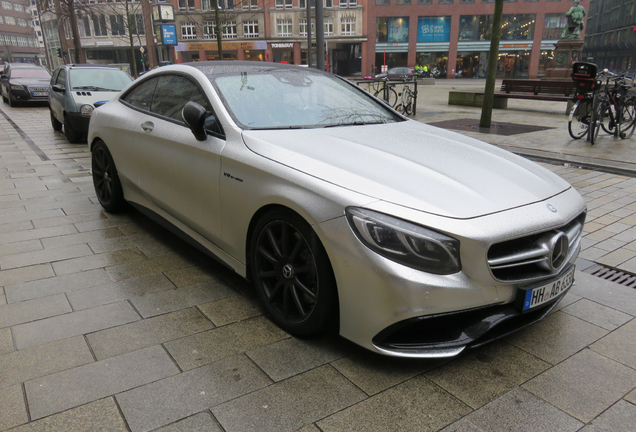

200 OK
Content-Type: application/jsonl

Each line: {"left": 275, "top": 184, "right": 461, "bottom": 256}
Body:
{"left": 65, "top": 112, "right": 91, "bottom": 134}
{"left": 316, "top": 187, "right": 586, "bottom": 358}
{"left": 9, "top": 87, "right": 48, "bottom": 103}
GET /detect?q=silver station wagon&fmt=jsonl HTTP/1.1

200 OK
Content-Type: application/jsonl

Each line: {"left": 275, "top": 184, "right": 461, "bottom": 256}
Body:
{"left": 88, "top": 62, "right": 586, "bottom": 358}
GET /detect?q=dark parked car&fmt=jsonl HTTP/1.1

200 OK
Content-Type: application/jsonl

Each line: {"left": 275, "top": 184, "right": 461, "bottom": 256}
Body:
{"left": 375, "top": 67, "right": 415, "bottom": 81}
{"left": 0, "top": 63, "right": 51, "bottom": 106}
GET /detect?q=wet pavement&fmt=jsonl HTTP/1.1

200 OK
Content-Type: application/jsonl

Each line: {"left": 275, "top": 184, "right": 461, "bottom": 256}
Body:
{"left": 1, "top": 83, "right": 636, "bottom": 432}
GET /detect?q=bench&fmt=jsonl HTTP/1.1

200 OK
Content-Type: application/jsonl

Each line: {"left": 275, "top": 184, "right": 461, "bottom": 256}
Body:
{"left": 448, "top": 79, "right": 577, "bottom": 113}
{"left": 496, "top": 79, "right": 576, "bottom": 102}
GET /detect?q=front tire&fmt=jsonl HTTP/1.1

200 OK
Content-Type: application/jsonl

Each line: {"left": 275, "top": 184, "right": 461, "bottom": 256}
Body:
{"left": 91, "top": 140, "right": 126, "bottom": 212}
{"left": 250, "top": 210, "right": 338, "bottom": 337}
{"left": 64, "top": 116, "right": 82, "bottom": 143}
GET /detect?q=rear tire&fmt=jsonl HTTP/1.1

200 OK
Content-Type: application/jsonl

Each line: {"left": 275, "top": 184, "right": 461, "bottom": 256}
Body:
{"left": 567, "top": 100, "right": 590, "bottom": 140}
{"left": 590, "top": 101, "right": 606, "bottom": 145}
{"left": 51, "top": 111, "right": 62, "bottom": 132}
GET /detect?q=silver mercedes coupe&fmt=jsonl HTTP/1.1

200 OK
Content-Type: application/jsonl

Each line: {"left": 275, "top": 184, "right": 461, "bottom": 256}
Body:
{"left": 88, "top": 62, "right": 586, "bottom": 358}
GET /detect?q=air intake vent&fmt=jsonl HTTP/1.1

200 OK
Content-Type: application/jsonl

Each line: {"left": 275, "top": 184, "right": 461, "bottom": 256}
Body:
{"left": 583, "top": 264, "right": 636, "bottom": 288}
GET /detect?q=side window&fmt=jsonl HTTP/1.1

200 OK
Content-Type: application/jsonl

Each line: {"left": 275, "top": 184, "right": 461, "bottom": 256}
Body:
{"left": 121, "top": 77, "right": 158, "bottom": 111}
{"left": 151, "top": 74, "right": 212, "bottom": 122}
{"left": 55, "top": 69, "right": 66, "bottom": 87}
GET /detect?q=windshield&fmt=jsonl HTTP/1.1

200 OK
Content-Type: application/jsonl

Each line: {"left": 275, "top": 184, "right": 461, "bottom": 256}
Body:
{"left": 213, "top": 69, "right": 399, "bottom": 129}
{"left": 70, "top": 68, "right": 132, "bottom": 91}
{"left": 11, "top": 68, "right": 51, "bottom": 79}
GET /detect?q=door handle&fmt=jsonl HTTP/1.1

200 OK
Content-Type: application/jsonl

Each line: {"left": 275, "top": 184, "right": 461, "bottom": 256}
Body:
{"left": 141, "top": 121, "right": 154, "bottom": 133}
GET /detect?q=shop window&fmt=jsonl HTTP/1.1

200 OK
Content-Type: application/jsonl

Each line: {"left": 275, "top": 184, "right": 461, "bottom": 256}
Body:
{"left": 181, "top": 22, "right": 197, "bottom": 39}
{"left": 500, "top": 14, "right": 535, "bottom": 40}
{"left": 243, "top": 20, "right": 259, "bottom": 38}
{"left": 341, "top": 16, "right": 356, "bottom": 35}
{"left": 376, "top": 17, "right": 409, "bottom": 43}
{"left": 277, "top": 18, "right": 292, "bottom": 36}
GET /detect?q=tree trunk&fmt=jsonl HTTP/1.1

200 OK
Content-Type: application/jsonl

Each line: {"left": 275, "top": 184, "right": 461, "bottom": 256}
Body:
{"left": 67, "top": 0, "right": 84, "bottom": 64}
{"left": 479, "top": 0, "right": 504, "bottom": 128}
{"left": 214, "top": 0, "right": 223, "bottom": 59}
{"left": 125, "top": 0, "right": 138, "bottom": 77}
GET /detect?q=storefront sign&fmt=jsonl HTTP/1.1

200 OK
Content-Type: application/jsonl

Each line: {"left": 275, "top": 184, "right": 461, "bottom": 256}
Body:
{"left": 96, "top": 41, "right": 114, "bottom": 46}
{"left": 271, "top": 43, "right": 294, "bottom": 48}
{"left": 417, "top": 17, "right": 451, "bottom": 42}
{"left": 177, "top": 41, "right": 267, "bottom": 52}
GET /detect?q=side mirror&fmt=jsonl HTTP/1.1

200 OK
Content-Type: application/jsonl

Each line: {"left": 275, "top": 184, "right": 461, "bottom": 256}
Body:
{"left": 182, "top": 101, "right": 207, "bottom": 141}
{"left": 52, "top": 84, "right": 65, "bottom": 93}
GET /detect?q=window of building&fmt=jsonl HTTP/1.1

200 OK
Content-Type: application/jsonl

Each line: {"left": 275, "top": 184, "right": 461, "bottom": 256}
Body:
{"left": 18, "top": 18, "right": 28, "bottom": 27}
{"left": 324, "top": 18, "right": 333, "bottom": 35}
{"left": 243, "top": 0, "right": 258, "bottom": 8}
{"left": 203, "top": 21, "right": 215, "bottom": 39}
{"left": 325, "top": 0, "right": 333, "bottom": 6}
{"left": 93, "top": 14, "right": 108, "bottom": 36}
{"left": 14, "top": 3, "right": 23, "bottom": 12}
{"left": 2, "top": 1, "right": 12, "bottom": 10}
{"left": 339, "top": 0, "right": 347, "bottom": 7}
{"left": 376, "top": 17, "right": 409, "bottom": 42}
{"left": 299, "top": 0, "right": 314, "bottom": 8}
{"left": 276, "top": 0, "right": 292, "bottom": 7}
{"left": 132, "top": 14, "right": 144, "bottom": 35}
{"left": 299, "top": 18, "right": 315, "bottom": 37}
{"left": 223, "top": 21, "right": 237, "bottom": 39}
{"left": 5, "top": 15, "right": 14, "bottom": 25}
{"left": 243, "top": 20, "right": 259, "bottom": 38}
{"left": 0, "top": 16, "right": 4, "bottom": 24}
{"left": 63, "top": 17, "right": 72, "bottom": 38}
{"left": 438, "top": 0, "right": 453, "bottom": 3}
{"left": 500, "top": 14, "right": 535, "bottom": 40}
{"left": 341, "top": 16, "right": 356, "bottom": 35}
{"left": 397, "top": 0, "right": 410, "bottom": 4}
{"left": 376, "top": 0, "right": 390, "bottom": 4}
{"left": 543, "top": 13, "right": 566, "bottom": 39}
{"left": 418, "top": 0, "right": 432, "bottom": 4}
{"left": 110, "top": 15, "right": 126, "bottom": 36}
{"left": 460, "top": 0, "right": 474, "bottom": 3}
{"left": 181, "top": 22, "right": 197, "bottom": 39}
{"left": 202, "top": 0, "right": 209, "bottom": 10}
{"left": 178, "top": 0, "right": 195, "bottom": 10}
{"left": 277, "top": 18, "right": 292, "bottom": 36}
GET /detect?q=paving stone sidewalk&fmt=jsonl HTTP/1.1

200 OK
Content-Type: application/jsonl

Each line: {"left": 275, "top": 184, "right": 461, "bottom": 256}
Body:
{"left": 0, "top": 89, "right": 635, "bottom": 432}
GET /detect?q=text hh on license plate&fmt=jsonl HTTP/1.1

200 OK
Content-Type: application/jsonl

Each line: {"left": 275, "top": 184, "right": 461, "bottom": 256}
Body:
{"left": 522, "top": 267, "right": 575, "bottom": 311}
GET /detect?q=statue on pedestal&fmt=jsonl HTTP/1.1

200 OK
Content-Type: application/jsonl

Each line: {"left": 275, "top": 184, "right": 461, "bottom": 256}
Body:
{"left": 561, "top": 0, "right": 586, "bottom": 39}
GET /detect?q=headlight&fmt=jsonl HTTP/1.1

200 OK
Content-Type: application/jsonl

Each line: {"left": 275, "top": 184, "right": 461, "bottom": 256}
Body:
{"left": 10, "top": 85, "right": 23, "bottom": 91}
{"left": 346, "top": 207, "right": 461, "bottom": 275}
{"left": 80, "top": 104, "right": 94, "bottom": 117}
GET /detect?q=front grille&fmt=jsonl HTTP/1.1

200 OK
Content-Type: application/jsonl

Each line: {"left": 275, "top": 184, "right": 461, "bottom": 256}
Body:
{"left": 28, "top": 86, "right": 48, "bottom": 93}
{"left": 487, "top": 212, "right": 586, "bottom": 282}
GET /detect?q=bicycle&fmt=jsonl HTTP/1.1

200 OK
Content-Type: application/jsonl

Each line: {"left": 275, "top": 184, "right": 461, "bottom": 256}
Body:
{"left": 368, "top": 78, "right": 398, "bottom": 108}
{"left": 590, "top": 70, "right": 635, "bottom": 144}
{"left": 568, "top": 62, "right": 599, "bottom": 140}
{"left": 395, "top": 84, "right": 415, "bottom": 115}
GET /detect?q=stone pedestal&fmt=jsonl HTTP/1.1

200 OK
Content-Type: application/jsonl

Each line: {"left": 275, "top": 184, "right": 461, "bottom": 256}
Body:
{"left": 544, "top": 39, "right": 586, "bottom": 79}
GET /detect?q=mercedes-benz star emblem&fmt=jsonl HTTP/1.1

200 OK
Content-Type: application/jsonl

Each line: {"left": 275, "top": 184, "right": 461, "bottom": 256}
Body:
{"left": 282, "top": 263, "right": 295, "bottom": 279}
{"left": 547, "top": 204, "right": 557, "bottom": 213}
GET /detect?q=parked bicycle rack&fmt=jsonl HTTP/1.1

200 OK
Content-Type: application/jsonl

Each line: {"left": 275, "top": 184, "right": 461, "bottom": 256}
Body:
{"left": 355, "top": 79, "right": 418, "bottom": 116}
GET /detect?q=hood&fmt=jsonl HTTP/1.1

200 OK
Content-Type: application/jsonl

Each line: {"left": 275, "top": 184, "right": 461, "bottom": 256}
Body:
{"left": 69, "top": 91, "right": 120, "bottom": 107}
{"left": 10, "top": 78, "right": 50, "bottom": 86}
{"left": 241, "top": 121, "right": 572, "bottom": 219}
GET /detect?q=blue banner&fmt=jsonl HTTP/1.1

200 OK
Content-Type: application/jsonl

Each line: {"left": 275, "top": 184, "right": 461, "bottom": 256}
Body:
{"left": 161, "top": 24, "right": 177, "bottom": 45}
{"left": 417, "top": 17, "right": 451, "bottom": 42}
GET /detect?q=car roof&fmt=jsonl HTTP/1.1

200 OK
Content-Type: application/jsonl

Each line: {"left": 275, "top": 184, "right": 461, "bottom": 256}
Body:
{"left": 6, "top": 63, "right": 42, "bottom": 68}
{"left": 184, "top": 60, "right": 325, "bottom": 76}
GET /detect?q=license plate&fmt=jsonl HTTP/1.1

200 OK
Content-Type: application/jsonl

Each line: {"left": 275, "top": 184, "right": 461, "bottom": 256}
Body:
{"left": 31, "top": 92, "right": 47, "bottom": 97}
{"left": 521, "top": 267, "right": 575, "bottom": 311}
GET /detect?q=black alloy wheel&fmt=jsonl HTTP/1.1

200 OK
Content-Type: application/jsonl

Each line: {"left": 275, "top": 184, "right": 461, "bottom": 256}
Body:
{"left": 250, "top": 210, "right": 338, "bottom": 336}
{"left": 91, "top": 140, "right": 125, "bottom": 212}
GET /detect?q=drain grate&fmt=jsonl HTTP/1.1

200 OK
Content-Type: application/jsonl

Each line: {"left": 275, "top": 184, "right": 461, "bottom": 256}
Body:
{"left": 583, "top": 264, "right": 636, "bottom": 288}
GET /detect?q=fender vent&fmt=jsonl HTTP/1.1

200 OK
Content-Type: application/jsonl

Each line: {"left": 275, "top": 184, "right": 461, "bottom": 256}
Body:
{"left": 583, "top": 264, "right": 636, "bottom": 288}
